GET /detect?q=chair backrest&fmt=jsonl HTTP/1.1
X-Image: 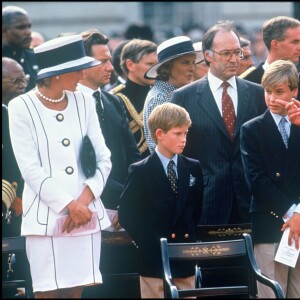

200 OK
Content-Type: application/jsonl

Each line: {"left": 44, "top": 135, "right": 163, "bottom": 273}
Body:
{"left": 160, "top": 233, "right": 285, "bottom": 299}
{"left": 197, "top": 223, "right": 252, "bottom": 241}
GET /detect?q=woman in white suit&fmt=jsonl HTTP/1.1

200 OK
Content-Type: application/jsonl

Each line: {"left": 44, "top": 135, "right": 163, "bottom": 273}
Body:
{"left": 8, "top": 35, "right": 112, "bottom": 298}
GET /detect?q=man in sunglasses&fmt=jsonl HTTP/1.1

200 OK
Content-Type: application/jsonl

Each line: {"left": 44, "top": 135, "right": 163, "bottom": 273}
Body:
{"left": 171, "top": 20, "right": 267, "bottom": 226}
{"left": 2, "top": 5, "right": 40, "bottom": 91}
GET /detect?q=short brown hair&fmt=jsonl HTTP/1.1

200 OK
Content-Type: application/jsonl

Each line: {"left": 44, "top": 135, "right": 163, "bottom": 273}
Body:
{"left": 148, "top": 102, "right": 191, "bottom": 144}
{"left": 261, "top": 60, "right": 298, "bottom": 91}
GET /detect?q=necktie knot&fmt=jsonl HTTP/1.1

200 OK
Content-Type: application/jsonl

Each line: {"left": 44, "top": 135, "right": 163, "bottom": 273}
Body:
{"left": 222, "top": 81, "right": 230, "bottom": 90}
{"left": 167, "top": 160, "right": 178, "bottom": 194}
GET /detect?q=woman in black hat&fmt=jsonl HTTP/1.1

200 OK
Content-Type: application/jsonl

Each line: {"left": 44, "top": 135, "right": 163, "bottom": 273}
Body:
{"left": 143, "top": 36, "right": 202, "bottom": 153}
{"left": 8, "top": 35, "right": 112, "bottom": 298}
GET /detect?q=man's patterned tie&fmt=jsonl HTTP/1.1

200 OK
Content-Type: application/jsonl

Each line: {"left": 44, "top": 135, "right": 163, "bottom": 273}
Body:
{"left": 93, "top": 91, "right": 105, "bottom": 123}
{"left": 167, "top": 160, "right": 178, "bottom": 194}
{"left": 278, "top": 117, "right": 288, "bottom": 148}
{"left": 221, "top": 82, "right": 236, "bottom": 141}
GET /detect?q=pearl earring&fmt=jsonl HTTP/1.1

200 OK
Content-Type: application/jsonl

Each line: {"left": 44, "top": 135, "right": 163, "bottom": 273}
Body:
{"left": 56, "top": 76, "right": 60, "bottom": 80}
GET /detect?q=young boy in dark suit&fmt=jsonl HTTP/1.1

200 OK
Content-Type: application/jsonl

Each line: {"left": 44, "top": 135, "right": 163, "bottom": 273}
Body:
{"left": 240, "top": 60, "right": 300, "bottom": 298}
{"left": 118, "top": 102, "right": 203, "bottom": 298}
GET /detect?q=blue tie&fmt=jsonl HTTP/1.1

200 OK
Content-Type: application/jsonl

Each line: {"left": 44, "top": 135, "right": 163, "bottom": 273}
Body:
{"left": 278, "top": 117, "right": 288, "bottom": 148}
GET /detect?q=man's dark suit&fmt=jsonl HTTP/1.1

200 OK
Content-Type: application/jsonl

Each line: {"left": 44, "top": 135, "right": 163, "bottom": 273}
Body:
{"left": 171, "top": 76, "right": 266, "bottom": 225}
{"left": 98, "top": 90, "right": 140, "bottom": 209}
{"left": 240, "top": 110, "right": 300, "bottom": 244}
{"left": 242, "top": 62, "right": 264, "bottom": 84}
{"left": 118, "top": 152, "right": 203, "bottom": 277}
{"left": 2, "top": 105, "right": 23, "bottom": 237}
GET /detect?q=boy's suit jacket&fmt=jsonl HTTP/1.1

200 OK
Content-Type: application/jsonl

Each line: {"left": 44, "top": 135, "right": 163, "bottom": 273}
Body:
{"left": 118, "top": 152, "right": 203, "bottom": 278}
{"left": 171, "top": 76, "right": 266, "bottom": 225}
{"left": 240, "top": 109, "right": 300, "bottom": 243}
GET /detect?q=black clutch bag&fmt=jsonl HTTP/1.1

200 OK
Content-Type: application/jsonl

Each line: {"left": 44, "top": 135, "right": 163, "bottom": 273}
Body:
{"left": 80, "top": 135, "right": 96, "bottom": 178}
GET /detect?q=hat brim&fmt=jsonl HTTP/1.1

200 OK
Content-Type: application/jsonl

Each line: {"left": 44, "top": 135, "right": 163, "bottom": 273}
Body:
{"left": 36, "top": 56, "right": 100, "bottom": 80}
{"left": 144, "top": 50, "right": 203, "bottom": 79}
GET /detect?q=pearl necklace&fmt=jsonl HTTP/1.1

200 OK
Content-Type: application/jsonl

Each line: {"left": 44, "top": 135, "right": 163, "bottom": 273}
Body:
{"left": 36, "top": 87, "right": 66, "bottom": 103}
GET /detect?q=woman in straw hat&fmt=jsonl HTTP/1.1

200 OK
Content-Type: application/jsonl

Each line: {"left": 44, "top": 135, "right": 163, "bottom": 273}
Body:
{"left": 8, "top": 34, "right": 112, "bottom": 298}
{"left": 143, "top": 35, "right": 202, "bottom": 153}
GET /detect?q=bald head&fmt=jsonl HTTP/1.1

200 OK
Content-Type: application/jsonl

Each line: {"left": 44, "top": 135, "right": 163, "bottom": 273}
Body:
{"left": 2, "top": 57, "right": 27, "bottom": 105}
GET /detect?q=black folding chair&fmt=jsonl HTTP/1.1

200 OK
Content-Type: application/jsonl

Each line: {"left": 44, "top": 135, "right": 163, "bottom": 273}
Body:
{"left": 160, "top": 233, "right": 284, "bottom": 298}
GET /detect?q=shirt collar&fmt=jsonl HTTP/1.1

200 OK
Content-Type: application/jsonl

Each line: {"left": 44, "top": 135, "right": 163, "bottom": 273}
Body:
{"left": 207, "top": 71, "right": 237, "bottom": 92}
{"left": 77, "top": 83, "right": 101, "bottom": 96}
{"left": 270, "top": 112, "right": 291, "bottom": 127}
{"left": 155, "top": 148, "right": 178, "bottom": 172}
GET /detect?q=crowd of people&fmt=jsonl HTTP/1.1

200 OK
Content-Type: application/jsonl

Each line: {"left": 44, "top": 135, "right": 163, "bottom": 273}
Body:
{"left": 2, "top": 4, "right": 300, "bottom": 299}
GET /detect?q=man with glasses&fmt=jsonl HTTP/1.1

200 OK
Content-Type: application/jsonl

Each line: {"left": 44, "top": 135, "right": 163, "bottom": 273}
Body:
{"left": 171, "top": 20, "right": 266, "bottom": 226}
{"left": 2, "top": 5, "right": 39, "bottom": 91}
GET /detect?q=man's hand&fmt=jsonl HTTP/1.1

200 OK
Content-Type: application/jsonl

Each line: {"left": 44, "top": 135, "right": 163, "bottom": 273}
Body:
{"left": 11, "top": 197, "right": 22, "bottom": 217}
{"left": 281, "top": 212, "right": 300, "bottom": 250}
{"left": 111, "top": 211, "right": 122, "bottom": 231}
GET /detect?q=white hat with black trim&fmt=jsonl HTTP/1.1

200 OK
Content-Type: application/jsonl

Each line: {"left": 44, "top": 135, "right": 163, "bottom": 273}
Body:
{"left": 34, "top": 34, "right": 100, "bottom": 80}
{"left": 144, "top": 35, "right": 202, "bottom": 79}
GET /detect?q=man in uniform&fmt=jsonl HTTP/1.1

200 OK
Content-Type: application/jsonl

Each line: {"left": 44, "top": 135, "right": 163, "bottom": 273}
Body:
{"left": 109, "top": 39, "right": 157, "bottom": 158}
{"left": 2, "top": 57, "right": 27, "bottom": 298}
{"left": 2, "top": 5, "right": 39, "bottom": 91}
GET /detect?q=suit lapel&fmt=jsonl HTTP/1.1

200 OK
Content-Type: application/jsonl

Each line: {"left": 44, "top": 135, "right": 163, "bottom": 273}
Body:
{"left": 285, "top": 124, "right": 300, "bottom": 181}
{"left": 264, "top": 111, "right": 288, "bottom": 167}
{"left": 234, "top": 78, "right": 251, "bottom": 138}
{"left": 172, "top": 156, "right": 190, "bottom": 226}
{"left": 196, "top": 78, "right": 229, "bottom": 139}
{"left": 149, "top": 153, "right": 176, "bottom": 207}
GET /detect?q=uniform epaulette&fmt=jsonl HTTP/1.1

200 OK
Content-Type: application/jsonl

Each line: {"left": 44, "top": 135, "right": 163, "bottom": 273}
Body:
{"left": 109, "top": 84, "right": 126, "bottom": 95}
{"left": 239, "top": 66, "right": 256, "bottom": 79}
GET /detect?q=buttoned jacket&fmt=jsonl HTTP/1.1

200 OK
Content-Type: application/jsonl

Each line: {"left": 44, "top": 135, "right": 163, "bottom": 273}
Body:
{"left": 240, "top": 110, "right": 300, "bottom": 243}
{"left": 8, "top": 90, "right": 112, "bottom": 236}
{"left": 118, "top": 152, "right": 203, "bottom": 277}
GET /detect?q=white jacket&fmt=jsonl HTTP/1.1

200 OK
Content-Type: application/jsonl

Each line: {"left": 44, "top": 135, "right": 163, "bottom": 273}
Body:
{"left": 8, "top": 90, "right": 112, "bottom": 236}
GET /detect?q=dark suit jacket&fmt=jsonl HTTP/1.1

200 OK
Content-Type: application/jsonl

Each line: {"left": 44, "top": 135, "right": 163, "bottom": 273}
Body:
{"left": 240, "top": 110, "right": 300, "bottom": 243}
{"left": 99, "top": 90, "right": 140, "bottom": 209}
{"left": 243, "top": 62, "right": 264, "bottom": 84}
{"left": 171, "top": 76, "right": 266, "bottom": 225}
{"left": 118, "top": 152, "right": 203, "bottom": 277}
{"left": 2, "top": 105, "right": 23, "bottom": 237}
{"left": 2, "top": 44, "right": 39, "bottom": 92}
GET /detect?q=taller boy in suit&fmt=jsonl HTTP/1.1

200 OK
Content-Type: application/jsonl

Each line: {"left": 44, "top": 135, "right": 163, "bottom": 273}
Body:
{"left": 240, "top": 60, "right": 300, "bottom": 298}
{"left": 118, "top": 102, "right": 203, "bottom": 298}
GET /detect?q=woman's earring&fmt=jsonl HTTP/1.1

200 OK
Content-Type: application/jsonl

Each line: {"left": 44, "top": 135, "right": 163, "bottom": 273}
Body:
{"left": 56, "top": 76, "right": 60, "bottom": 80}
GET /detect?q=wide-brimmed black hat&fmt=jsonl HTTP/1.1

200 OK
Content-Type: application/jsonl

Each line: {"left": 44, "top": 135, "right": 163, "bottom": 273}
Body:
{"left": 34, "top": 35, "right": 100, "bottom": 80}
{"left": 144, "top": 36, "right": 202, "bottom": 79}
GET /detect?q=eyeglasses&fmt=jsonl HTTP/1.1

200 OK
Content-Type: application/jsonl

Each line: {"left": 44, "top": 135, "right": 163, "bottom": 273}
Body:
{"left": 3, "top": 75, "right": 30, "bottom": 86}
{"left": 210, "top": 48, "right": 244, "bottom": 61}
